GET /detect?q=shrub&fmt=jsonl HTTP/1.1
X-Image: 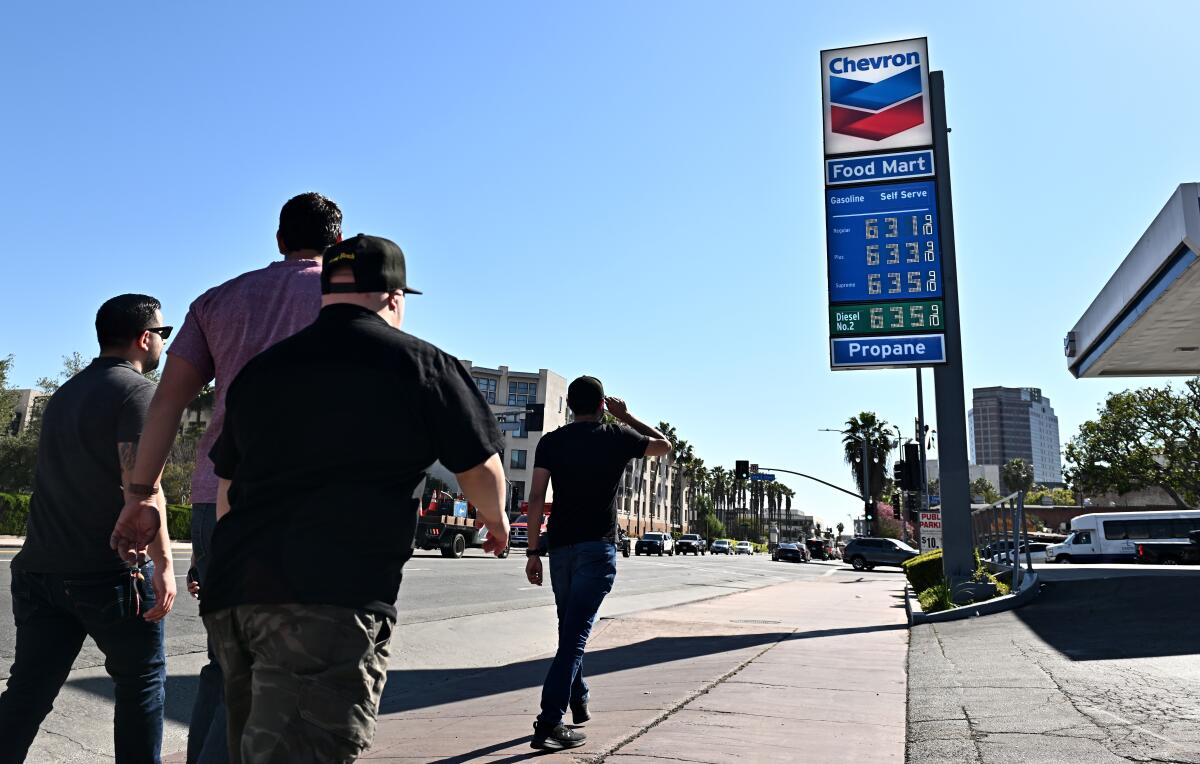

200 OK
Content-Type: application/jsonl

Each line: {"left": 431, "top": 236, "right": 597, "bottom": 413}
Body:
{"left": 166, "top": 505, "right": 192, "bottom": 541}
{"left": 0, "top": 492, "right": 31, "bottom": 535}
{"left": 902, "top": 547, "right": 944, "bottom": 593}
{"left": 918, "top": 582, "right": 954, "bottom": 613}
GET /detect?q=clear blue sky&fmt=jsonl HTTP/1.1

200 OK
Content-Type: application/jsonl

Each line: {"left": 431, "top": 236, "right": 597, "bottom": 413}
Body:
{"left": 3, "top": 2, "right": 1198, "bottom": 531}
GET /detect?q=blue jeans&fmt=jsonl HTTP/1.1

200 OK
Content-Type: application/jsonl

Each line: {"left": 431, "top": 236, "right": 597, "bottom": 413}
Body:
{"left": 537, "top": 541, "right": 616, "bottom": 727}
{"left": 0, "top": 565, "right": 165, "bottom": 764}
{"left": 187, "top": 502, "right": 228, "bottom": 764}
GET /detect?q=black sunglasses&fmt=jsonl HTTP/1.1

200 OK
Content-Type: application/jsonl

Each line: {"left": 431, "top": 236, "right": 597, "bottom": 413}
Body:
{"left": 146, "top": 326, "right": 173, "bottom": 340}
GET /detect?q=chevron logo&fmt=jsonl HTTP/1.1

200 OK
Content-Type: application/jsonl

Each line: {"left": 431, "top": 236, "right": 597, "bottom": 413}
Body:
{"left": 829, "top": 67, "right": 925, "bottom": 142}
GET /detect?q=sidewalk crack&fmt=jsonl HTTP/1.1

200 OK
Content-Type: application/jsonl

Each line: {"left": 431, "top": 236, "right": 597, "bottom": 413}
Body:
{"left": 586, "top": 627, "right": 798, "bottom": 763}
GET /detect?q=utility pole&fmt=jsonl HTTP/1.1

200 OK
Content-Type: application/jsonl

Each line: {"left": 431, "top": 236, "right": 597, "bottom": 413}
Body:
{"left": 861, "top": 437, "right": 872, "bottom": 536}
{"left": 929, "top": 70, "right": 974, "bottom": 586}
{"left": 916, "top": 368, "right": 930, "bottom": 535}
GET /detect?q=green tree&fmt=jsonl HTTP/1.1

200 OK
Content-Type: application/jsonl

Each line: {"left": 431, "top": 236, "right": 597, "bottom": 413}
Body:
{"left": 693, "top": 495, "right": 725, "bottom": 540}
{"left": 1064, "top": 378, "right": 1200, "bottom": 509}
{"left": 970, "top": 476, "right": 1001, "bottom": 504}
{"left": 0, "top": 356, "right": 18, "bottom": 435}
{"left": 1000, "top": 458, "right": 1036, "bottom": 496}
{"left": 841, "top": 412, "right": 896, "bottom": 502}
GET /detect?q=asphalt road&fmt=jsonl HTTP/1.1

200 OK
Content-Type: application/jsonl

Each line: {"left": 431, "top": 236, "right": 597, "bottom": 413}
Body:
{"left": 0, "top": 544, "right": 875, "bottom": 761}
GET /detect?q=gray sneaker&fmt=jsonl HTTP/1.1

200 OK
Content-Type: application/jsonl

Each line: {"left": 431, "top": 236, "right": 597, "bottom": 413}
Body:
{"left": 531, "top": 722, "right": 587, "bottom": 750}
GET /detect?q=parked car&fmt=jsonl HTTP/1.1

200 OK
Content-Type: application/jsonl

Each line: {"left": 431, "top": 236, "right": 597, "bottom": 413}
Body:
{"left": 735, "top": 541, "right": 754, "bottom": 555}
{"left": 635, "top": 532, "right": 675, "bottom": 556}
{"left": 999, "top": 542, "right": 1050, "bottom": 564}
{"left": 710, "top": 539, "right": 734, "bottom": 555}
{"left": 843, "top": 537, "right": 919, "bottom": 570}
{"left": 772, "top": 543, "right": 809, "bottom": 563}
{"left": 1136, "top": 530, "right": 1200, "bottom": 565}
{"left": 676, "top": 533, "right": 707, "bottom": 555}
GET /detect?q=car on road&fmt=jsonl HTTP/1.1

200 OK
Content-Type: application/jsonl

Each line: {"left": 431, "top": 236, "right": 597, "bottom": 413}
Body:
{"left": 843, "top": 537, "right": 918, "bottom": 570}
{"left": 510, "top": 513, "right": 547, "bottom": 548}
{"left": 805, "top": 538, "right": 835, "bottom": 561}
{"left": 772, "top": 543, "right": 809, "bottom": 563}
{"left": 710, "top": 539, "right": 733, "bottom": 555}
{"left": 635, "top": 532, "right": 675, "bottom": 556}
{"left": 676, "top": 533, "right": 707, "bottom": 555}
{"left": 735, "top": 541, "right": 754, "bottom": 555}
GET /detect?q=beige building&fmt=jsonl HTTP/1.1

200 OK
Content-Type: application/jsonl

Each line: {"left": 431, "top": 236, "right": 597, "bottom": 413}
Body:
{"left": 459, "top": 363, "right": 571, "bottom": 514}
{"left": 617, "top": 453, "right": 690, "bottom": 536}
{"left": 8, "top": 389, "right": 46, "bottom": 435}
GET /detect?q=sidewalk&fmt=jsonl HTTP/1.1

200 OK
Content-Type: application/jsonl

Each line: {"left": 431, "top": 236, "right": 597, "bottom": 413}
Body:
{"left": 355, "top": 573, "right": 907, "bottom": 762}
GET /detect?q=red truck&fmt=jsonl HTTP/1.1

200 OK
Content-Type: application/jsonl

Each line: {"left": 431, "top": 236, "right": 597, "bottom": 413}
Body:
{"left": 510, "top": 500, "right": 551, "bottom": 548}
{"left": 414, "top": 489, "right": 510, "bottom": 559}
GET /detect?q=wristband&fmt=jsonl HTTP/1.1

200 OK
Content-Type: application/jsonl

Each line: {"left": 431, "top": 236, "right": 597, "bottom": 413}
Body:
{"left": 526, "top": 547, "right": 545, "bottom": 557}
{"left": 128, "top": 483, "right": 159, "bottom": 498}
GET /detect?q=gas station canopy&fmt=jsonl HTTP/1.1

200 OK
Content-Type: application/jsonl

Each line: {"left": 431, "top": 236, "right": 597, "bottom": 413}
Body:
{"left": 1066, "top": 183, "right": 1200, "bottom": 378}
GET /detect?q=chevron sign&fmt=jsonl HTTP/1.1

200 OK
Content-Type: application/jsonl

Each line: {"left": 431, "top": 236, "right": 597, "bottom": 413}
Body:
{"left": 821, "top": 38, "right": 932, "bottom": 155}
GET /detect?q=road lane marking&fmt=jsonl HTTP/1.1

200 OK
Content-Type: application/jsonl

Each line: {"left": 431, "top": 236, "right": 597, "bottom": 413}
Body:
{"left": 822, "top": 567, "right": 840, "bottom": 577}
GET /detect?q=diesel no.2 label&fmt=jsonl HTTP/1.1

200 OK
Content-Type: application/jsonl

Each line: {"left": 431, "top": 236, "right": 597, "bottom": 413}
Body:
{"left": 830, "top": 299, "right": 944, "bottom": 336}
{"left": 825, "top": 180, "right": 943, "bottom": 303}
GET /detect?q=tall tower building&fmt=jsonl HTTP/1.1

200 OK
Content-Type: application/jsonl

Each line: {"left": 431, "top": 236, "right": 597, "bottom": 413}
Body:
{"left": 969, "top": 387, "right": 1063, "bottom": 486}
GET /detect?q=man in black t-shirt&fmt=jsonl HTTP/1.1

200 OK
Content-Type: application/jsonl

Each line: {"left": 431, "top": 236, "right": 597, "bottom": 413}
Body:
{"left": 0, "top": 294, "right": 176, "bottom": 763}
{"left": 524, "top": 376, "right": 670, "bottom": 750}
{"left": 200, "top": 235, "right": 509, "bottom": 764}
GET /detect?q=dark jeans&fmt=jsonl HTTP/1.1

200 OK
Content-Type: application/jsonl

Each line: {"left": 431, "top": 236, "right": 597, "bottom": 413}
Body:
{"left": 187, "top": 502, "right": 228, "bottom": 764}
{"left": 537, "top": 541, "right": 616, "bottom": 727}
{"left": 0, "top": 565, "right": 165, "bottom": 764}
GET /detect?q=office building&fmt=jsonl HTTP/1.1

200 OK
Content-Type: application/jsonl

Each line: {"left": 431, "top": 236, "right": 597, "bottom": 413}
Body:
{"left": 969, "top": 387, "right": 1064, "bottom": 487}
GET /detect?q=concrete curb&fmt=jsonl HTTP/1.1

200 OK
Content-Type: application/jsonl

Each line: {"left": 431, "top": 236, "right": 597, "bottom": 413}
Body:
{"left": 908, "top": 570, "right": 1040, "bottom": 625}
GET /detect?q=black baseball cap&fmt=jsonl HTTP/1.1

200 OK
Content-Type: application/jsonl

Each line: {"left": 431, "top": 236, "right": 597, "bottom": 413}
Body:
{"left": 321, "top": 234, "right": 422, "bottom": 295}
{"left": 567, "top": 376, "right": 605, "bottom": 414}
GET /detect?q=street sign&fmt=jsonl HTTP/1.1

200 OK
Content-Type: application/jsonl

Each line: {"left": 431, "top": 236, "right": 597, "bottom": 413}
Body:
{"left": 750, "top": 473, "right": 776, "bottom": 482}
{"left": 919, "top": 509, "right": 942, "bottom": 552}
{"left": 821, "top": 38, "right": 932, "bottom": 156}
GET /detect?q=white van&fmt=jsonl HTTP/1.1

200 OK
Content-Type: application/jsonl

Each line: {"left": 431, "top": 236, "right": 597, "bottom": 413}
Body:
{"left": 1045, "top": 510, "right": 1200, "bottom": 564}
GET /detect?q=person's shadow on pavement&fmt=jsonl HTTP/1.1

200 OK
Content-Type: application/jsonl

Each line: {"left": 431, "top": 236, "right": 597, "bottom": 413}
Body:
{"left": 425, "top": 736, "right": 552, "bottom": 763}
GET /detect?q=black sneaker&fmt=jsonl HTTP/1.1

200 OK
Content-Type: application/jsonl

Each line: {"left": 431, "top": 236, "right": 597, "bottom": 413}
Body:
{"left": 531, "top": 722, "right": 587, "bottom": 750}
{"left": 571, "top": 701, "right": 591, "bottom": 725}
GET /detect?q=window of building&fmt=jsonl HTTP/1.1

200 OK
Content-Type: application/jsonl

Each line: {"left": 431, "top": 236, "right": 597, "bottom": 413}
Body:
{"left": 511, "top": 449, "right": 528, "bottom": 469}
{"left": 474, "top": 377, "right": 497, "bottom": 404}
{"left": 508, "top": 381, "right": 537, "bottom": 406}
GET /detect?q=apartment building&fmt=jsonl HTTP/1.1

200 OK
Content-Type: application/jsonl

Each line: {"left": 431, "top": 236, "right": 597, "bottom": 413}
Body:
{"left": 460, "top": 363, "right": 570, "bottom": 514}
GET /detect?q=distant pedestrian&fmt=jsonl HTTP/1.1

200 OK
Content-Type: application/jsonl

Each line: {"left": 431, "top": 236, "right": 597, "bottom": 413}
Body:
{"left": 0, "top": 294, "right": 176, "bottom": 764}
{"left": 524, "top": 378, "right": 670, "bottom": 750}
{"left": 199, "top": 234, "right": 510, "bottom": 764}
{"left": 109, "top": 192, "right": 342, "bottom": 764}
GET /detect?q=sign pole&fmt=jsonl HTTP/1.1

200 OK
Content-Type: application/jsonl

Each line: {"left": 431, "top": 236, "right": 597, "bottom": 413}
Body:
{"left": 928, "top": 70, "right": 973, "bottom": 586}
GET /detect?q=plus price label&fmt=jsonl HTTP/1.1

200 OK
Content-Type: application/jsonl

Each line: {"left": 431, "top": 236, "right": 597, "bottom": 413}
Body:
{"left": 825, "top": 180, "right": 943, "bottom": 303}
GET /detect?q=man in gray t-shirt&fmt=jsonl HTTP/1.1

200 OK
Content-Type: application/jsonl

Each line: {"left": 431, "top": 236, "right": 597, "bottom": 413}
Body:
{"left": 1, "top": 294, "right": 175, "bottom": 762}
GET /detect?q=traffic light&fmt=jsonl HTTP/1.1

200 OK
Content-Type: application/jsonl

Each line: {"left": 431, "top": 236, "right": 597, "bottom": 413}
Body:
{"left": 891, "top": 491, "right": 902, "bottom": 520}
{"left": 903, "top": 442, "right": 921, "bottom": 490}
{"left": 735, "top": 460, "right": 750, "bottom": 480}
{"left": 524, "top": 403, "right": 545, "bottom": 432}
{"left": 893, "top": 460, "right": 906, "bottom": 488}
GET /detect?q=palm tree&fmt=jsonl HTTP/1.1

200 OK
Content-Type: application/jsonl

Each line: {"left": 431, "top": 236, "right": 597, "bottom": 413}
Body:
{"left": 842, "top": 412, "right": 897, "bottom": 503}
